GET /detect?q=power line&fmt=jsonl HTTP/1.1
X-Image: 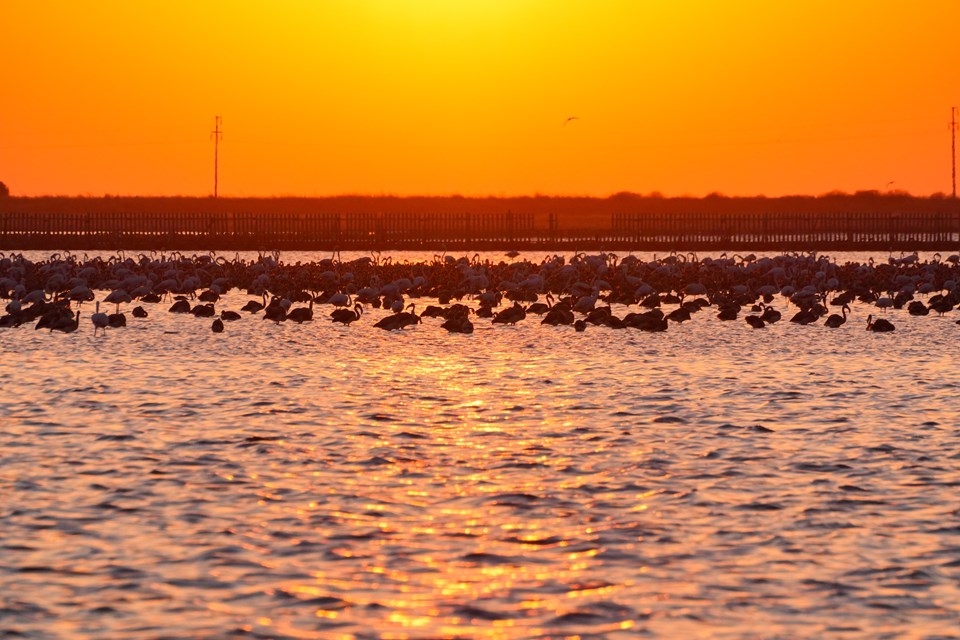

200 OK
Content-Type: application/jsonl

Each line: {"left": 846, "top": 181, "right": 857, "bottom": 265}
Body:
{"left": 951, "top": 106, "right": 957, "bottom": 199}
{"left": 211, "top": 116, "right": 223, "bottom": 198}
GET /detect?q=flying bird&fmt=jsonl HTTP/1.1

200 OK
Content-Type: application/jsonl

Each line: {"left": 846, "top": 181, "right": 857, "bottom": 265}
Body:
{"left": 563, "top": 116, "right": 579, "bottom": 126}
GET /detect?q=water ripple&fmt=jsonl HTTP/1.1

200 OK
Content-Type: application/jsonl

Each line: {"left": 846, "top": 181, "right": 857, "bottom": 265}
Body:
{"left": 1, "top": 259, "right": 960, "bottom": 638}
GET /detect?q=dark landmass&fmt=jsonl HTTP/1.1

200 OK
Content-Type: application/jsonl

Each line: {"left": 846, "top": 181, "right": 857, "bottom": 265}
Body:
{"left": 1, "top": 191, "right": 958, "bottom": 251}
{"left": 1, "top": 191, "right": 957, "bottom": 230}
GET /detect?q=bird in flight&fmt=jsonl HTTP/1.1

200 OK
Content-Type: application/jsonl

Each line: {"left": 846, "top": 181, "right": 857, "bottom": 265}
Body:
{"left": 563, "top": 116, "right": 579, "bottom": 126}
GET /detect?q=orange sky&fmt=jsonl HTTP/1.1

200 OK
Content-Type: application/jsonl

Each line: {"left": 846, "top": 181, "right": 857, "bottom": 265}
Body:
{"left": 2, "top": 1, "right": 958, "bottom": 198}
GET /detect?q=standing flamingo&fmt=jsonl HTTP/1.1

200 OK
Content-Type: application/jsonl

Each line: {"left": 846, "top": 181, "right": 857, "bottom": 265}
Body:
{"left": 91, "top": 302, "right": 108, "bottom": 336}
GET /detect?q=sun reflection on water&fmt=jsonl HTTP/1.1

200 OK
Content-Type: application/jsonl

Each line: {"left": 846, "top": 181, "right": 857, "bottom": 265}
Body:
{"left": 2, "top": 276, "right": 960, "bottom": 637}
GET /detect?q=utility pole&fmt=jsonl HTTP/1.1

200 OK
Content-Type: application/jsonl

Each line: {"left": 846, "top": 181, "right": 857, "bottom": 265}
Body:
{"left": 211, "top": 116, "right": 223, "bottom": 198}
{"left": 951, "top": 106, "right": 957, "bottom": 199}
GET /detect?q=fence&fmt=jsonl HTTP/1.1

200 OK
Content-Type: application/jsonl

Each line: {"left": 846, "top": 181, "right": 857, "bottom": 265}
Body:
{"left": 609, "top": 211, "right": 960, "bottom": 249}
{"left": 0, "top": 209, "right": 957, "bottom": 250}
{"left": 0, "top": 211, "right": 536, "bottom": 250}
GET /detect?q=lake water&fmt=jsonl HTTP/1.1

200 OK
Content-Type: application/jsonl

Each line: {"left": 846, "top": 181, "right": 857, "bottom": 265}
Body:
{"left": 2, "top": 251, "right": 959, "bottom": 639}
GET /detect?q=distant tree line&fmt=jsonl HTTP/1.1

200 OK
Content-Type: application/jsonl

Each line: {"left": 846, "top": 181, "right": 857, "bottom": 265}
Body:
{"left": 0, "top": 191, "right": 957, "bottom": 223}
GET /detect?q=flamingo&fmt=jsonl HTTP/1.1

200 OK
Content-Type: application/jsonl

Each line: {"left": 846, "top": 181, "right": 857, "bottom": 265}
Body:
{"left": 104, "top": 288, "right": 132, "bottom": 314}
{"left": 875, "top": 296, "right": 894, "bottom": 312}
{"left": 760, "top": 305, "right": 781, "bottom": 323}
{"left": 68, "top": 285, "right": 94, "bottom": 305}
{"left": 198, "top": 289, "right": 220, "bottom": 302}
{"left": 241, "top": 293, "right": 268, "bottom": 313}
{"left": 492, "top": 301, "right": 526, "bottom": 325}
{"left": 190, "top": 303, "right": 216, "bottom": 318}
{"left": 373, "top": 314, "right": 403, "bottom": 330}
{"left": 789, "top": 308, "right": 818, "bottom": 325}
{"left": 526, "top": 294, "right": 554, "bottom": 316}
{"left": 717, "top": 305, "right": 740, "bottom": 321}
{"left": 107, "top": 312, "right": 127, "bottom": 328}
{"left": 169, "top": 299, "right": 191, "bottom": 313}
{"left": 50, "top": 310, "right": 81, "bottom": 333}
{"left": 420, "top": 305, "right": 447, "bottom": 318}
{"left": 36, "top": 304, "right": 74, "bottom": 331}
{"left": 91, "top": 302, "right": 108, "bottom": 336}
{"left": 824, "top": 304, "right": 850, "bottom": 328}
{"left": 375, "top": 304, "right": 420, "bottom": 330}
{"left": 263, "top": 303, "right": 287, "bottom": 323}
{"left": 331, "top": 303, "right": 363, "bottom": 326}
{"left": 866, "top": 314, "right": 895, "bottom": 332}
{"left": 636, "top": 314, "right": 668, "bottom": 332}
{"left": 541, "top": 304, "right": 575, "bottom": 326}
{"left": 396, "top": 304, "right": 422, "bottom": 329}
{"left": 287, "top": 300, "right": 314, "bottom": 324}
{"left": 907, "top": 300, "right": 929, "bottom": 316}
{"left": 329, "top": 292, "right": 351, "bottom": 308}
{"left": 441, "top": 315, "right": 474, "bottom": 333}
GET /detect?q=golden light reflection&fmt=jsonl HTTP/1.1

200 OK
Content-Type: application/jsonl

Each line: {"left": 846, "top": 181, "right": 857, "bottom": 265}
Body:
{"left": 212, "top": 352, "right": 659, "bottom": 638}
{"left": 387, "top": 611, "right": 436, "bottom": 628}
{"left": 566, "top": 584, "right": 618, "bottom": 599}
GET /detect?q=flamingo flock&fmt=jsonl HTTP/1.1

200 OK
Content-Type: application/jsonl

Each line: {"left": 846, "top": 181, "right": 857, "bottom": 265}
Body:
{"left": 2, "top": 250, "right": 960, "bottom": 336}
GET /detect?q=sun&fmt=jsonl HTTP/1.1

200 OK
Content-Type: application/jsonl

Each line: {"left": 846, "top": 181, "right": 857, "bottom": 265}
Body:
{"left": 369, "top": 0, "right": 533, "bottom": 27}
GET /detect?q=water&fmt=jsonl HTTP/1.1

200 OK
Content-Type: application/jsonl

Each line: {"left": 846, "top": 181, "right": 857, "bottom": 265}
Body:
{"left": 2, "top": 251, "right": 960, "bottom": 639}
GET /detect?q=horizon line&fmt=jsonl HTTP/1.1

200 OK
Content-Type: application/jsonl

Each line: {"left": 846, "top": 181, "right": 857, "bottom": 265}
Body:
{"left": 3, "top": 189, "right": 952, "bottom": 200}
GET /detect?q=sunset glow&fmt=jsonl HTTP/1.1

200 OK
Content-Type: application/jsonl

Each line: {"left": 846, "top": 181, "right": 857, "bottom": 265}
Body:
{"left": 2, "top": 0, "right": 958, "bottom": 197}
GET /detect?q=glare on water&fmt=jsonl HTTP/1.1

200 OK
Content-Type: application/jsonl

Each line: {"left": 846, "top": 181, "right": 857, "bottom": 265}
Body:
{"left": 1, "top": 251, "right": 959, "bottom": 639}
